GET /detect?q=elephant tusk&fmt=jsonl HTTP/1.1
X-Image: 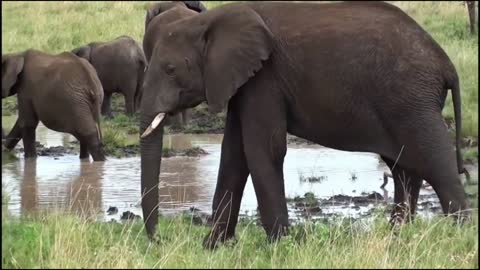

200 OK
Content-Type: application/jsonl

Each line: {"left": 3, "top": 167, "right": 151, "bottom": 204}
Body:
{"left": 140, "top": 112, "right": 166, "bottom": 138}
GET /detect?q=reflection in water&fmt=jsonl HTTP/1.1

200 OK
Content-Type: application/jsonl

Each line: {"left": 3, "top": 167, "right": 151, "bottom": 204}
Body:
{"left": 65, "top": 161, "right": 104, "bottom": 219}
{"left": 163, "top": 134, "right": 192, "bottom": 150}
{"left": 1, "top": 123, "right": 443, "bottom": 222}
{"left": 20, "top": 160, "right": 38, "bottom": 214}
{"left": 381, "top": 187, "right": 389, "bottom": 202}
{"left": 8, "top": 158, "right": 105, "bottom": 219}
{"left": 158, "top": 156, "right": 201, "bottom": 212}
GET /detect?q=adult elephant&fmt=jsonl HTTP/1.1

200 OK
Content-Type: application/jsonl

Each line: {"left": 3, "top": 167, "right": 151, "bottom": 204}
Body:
{"left": 143, "top": 1, "right": 207, "bottom": 128}
{"left": 72, "top": 35, "right": 147, "bottom": 117}
{"left": 2, "top": 49, "right": 105, "bottom": 161}
{"left": 139, "top": 1, "right": 470, "bottom": 248}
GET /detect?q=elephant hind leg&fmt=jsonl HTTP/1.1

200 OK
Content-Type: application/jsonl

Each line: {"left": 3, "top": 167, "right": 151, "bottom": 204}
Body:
{"left": 124, "top": 82, "right": 137, "bottom": 116}
{"left": 181, "top": 110, "right": 189, "bottom": 126}
{"left": 384, "top": 112, "right": 469, "bottom": 222}
{"left": 73, "top": 134, "right": 90, "bottom": 160}
{"left": 79, "top": 142, "right": 89, "bottom": 160}
{"left": 76, "top": 123, "right": 105, "bottom": 162}
{"left": 125, "top": 93, "right": 135, "bottom": 116}
{"left": 381, "top": 156, "right": 422, "bottom": 225}
{"left": 79, "top": 132, "right": 105, "bottom": 162}
{"left": 101, "top": 93, "right": 113, "bottom": 118}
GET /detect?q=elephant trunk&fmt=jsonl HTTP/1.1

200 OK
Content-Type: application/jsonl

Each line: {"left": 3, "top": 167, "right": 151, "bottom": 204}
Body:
{"left": 140, "top": 114, "right": 165, "bottom": 239}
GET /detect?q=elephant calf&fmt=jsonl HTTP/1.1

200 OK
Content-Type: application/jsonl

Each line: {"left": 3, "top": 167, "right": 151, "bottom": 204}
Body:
{"left": 2, "top": 49, "right": 106, "bottom": 161}
{"left": 72, "top": 35, "right": 147, "bottom": 117}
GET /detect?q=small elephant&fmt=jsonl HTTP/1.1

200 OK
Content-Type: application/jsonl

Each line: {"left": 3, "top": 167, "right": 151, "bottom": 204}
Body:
{"left": 139, "top": 1, "right": 470, "bottom": 248}
{"left": 72, "top": 35, "right": 147, "bottom": 117}
{"left": 2, "top": 49, "right": 106, "bottom": 161}
{"left": 143, "top": 1, "right": 207, "bottom": 128}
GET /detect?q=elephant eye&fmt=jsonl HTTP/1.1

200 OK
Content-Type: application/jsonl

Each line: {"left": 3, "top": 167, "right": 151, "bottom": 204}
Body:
{"left": 165, "top": 64, "right": 175, "bottom": 75}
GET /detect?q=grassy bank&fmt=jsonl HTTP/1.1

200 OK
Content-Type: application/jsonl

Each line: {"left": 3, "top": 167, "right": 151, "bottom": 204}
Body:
{"left": 2, "top": 1, "right": 478, "bottom": 138}
{"left": 2, "top": 212, "right": 478, "bottom": 269}
{"left": 2, "top": 179, "right": 478, "bottom": 269}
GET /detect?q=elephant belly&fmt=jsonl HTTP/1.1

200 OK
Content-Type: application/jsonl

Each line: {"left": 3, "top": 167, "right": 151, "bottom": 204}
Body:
{"left": 37, "top": 112, "right": 70, "bottom": 133}
{"left": 286, "top": 100, "right": 392, "bottom": 154}
{"left": 33, "top": 99, "right": 75, "bottom": 134}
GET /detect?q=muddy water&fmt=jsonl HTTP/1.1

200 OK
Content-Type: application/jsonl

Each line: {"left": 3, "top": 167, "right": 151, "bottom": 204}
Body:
{"left": 2, "top": 119, "right": 443, "bottom": 223}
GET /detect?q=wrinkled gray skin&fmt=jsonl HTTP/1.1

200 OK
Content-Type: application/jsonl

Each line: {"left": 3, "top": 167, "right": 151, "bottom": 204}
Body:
{"left": 72, "top": 35, "right": 147, "bottom": 117}
{"left": 143, "top": 1, "right": 207, "bottom": 128}
{"left": 140, "top": 1, "right": 470, "bottom": 249}
{"left": 2, "top": 49, "right": 105, "bottom": 161}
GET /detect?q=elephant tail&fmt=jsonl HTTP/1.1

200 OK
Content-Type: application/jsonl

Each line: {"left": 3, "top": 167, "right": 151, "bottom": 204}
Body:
{"left": 93, "top": 96, "right": 103, "bottom": 142}
{"left": 88, "top": 84, "right": 103, "bottom": 142}
{"left": 448, "top": 74, "right": 470, "bottom": 183}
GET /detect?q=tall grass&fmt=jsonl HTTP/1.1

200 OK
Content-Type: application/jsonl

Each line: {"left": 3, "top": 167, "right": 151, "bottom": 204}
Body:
{"left": 2, "top": 212, "right": 478, "bottom": 269}
{"left": 1, "top": 1, "right": 477, "bottom": 137}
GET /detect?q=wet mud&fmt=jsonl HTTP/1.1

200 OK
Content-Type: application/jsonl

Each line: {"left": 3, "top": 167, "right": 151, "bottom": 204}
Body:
{"left": 2, "top": 119, "right": 477, "bottom": 226}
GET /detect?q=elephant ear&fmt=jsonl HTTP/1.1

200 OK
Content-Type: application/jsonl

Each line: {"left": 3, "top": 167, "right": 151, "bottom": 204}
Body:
{"left": 2, "top": 54, "right": 24, "bottom": 98}
{"left": 202, "top": 6, "right": 273, "bottom": 113}
{"left": 72, "top": 45, "right": 91, "bottom": 61}
{"left": 145, "top": 2, "right": 175, "bottom": 31}
{"left": 183, "top": 1, "right": 207, "bottom": 12}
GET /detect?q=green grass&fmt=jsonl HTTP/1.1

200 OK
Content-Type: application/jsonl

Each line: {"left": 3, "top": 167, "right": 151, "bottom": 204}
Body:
{"left": 2, "top": 1, "right": 477, "bottom": 137}
{"left": 464, "top": 147, "right": 479, "bottom": 162}
{"left": 99, "top": 113, "right": 209, "bottom": 157}
{"left": 2, "top": 211, "right": 478, "bottom": 269}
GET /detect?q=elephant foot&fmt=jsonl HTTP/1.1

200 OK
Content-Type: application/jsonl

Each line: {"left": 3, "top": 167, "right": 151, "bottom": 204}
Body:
{"left": 91, "top": 154, "right": 106, "bottom": 162}
{"left": 79, "top": 150, "right": 90, "bottom": 160}
{"left": 80, "top": 157, "right": 90, "bottom": 162}
{"left": 388, "top": 203, "right": 410, "bottom": 227}
{"left": 447, "top": 208, "right": 472, "bottom": 225}
{"left": 24, "top": 153, "right": 37, "bottom": 159}
{"left": 265, "top": 223, "right": 289, "bottom": 244}
{"left": 202, "top": 227, "right": 236, "bottom": 250}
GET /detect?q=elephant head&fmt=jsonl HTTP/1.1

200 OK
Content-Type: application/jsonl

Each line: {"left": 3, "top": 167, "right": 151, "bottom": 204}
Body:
{"left": 2, "top": 52, "right": 24, "bottom": 98}
{"left": 145, "top": 1, "right": 207, "bottom": 31}
{"left": 141, "top": 5, "right": 273, "bottom": 119}
{"left": 139, "top": 4, "right": 273, "bottom": 240}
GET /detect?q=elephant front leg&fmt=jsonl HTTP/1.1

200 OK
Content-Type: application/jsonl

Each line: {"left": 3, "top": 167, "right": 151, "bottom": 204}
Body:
{"left": 239, "top": 90, "right": 289, "bottom": 242}
{"left": 22, "top": 124, "right": 39, "bottom": 159}
{"left": 4, "top": 118, "right": 22, "bottom": 150}
{"left": 204, "top": 101, "right": 249, "bottom": 249}
{"left": 243, "top": 127, "right": 289, "bottom": 241}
